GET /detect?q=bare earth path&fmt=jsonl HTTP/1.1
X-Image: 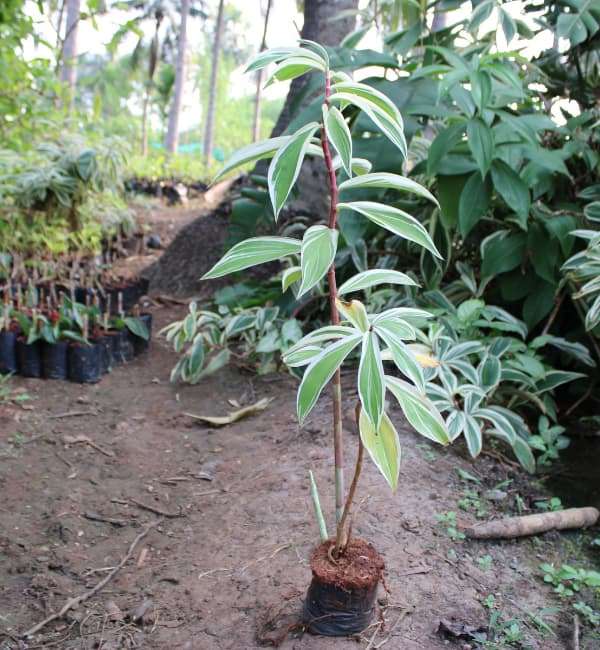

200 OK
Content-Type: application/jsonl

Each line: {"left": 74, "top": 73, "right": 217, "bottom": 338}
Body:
{"left": 0, "top": 204, "right": 589, "bottom": 649}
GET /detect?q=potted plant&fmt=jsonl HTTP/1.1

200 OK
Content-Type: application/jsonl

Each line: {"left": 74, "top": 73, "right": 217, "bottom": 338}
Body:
{"left": 0, "top": 300, "right": 18, "bottom": 375}
{"left": 201, "top": 41, "right": 451, "bottom": 636}
{"left": 39, "top": 304, "right": 89, "bottom": 380}
{"left": 14, "top": 309, "right": 45, "bottom": 378}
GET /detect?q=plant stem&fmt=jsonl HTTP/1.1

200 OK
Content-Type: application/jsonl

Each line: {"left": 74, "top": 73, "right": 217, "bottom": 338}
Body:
{"left": 321, "top": 71, "right": 345, "bottom": 531}
{"left": 335, "top": 402, "right": 364, "bottom": 556}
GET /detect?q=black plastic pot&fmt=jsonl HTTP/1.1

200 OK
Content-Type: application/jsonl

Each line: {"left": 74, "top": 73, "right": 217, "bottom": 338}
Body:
{"left": 132, "top": 313, "right": 153, "bottom": 356}
{"left": 68, "top": 343, "right": 101, "bottom": 383}
{"left": 41, "top": 341, "right": 69, "bottom": 380}
{"left": 303, "top": 540, "right": 383, "bottom": 636}
{"left": 94, "top": 335, "right": 113, "bottom": 374}
{"left": 16, "top": 339, "right": 42, "bottom": 378}
{"left": 0, "top": 330, "right": 17, "bottom": 375}
{"left": 119, "top": 328, "right": 135, "bottom": 362}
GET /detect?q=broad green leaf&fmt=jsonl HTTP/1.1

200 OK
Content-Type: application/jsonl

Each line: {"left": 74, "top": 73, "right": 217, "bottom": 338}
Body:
{"left": 467, "top": 118, "right": 494, "bottom": 178}
{"left": 264, "top": 57, "right": 324, "bottom": 87}
{"left": 214, "top": 136, "right": 290, "bottom": 182}
{"left": 323, "top": 105, "right": 352, "bottom": 176}
{"left": 202, "top": 237, "right": 301, "bottom": 279}
{"left": 298, "top": 225, "right": 338, "bottom": 297}
{"left": 470, "top": 71, "right": 492, "bottom": 113}
{"left": 358, "top": 331, "right": 386, "bottom": 429}
{"left": 285, "top": 324, "right": 357, "bottom": 357}
{"left": 557, "top": 0, "right": 600, "bottom": 46}
{"left": 124, "top": 317, "right": 149, "bottom": 340}
{"left": 339, "top": 172, "right": 439, "bottom": 206}
{"left": 331, "top": 81, "right": 403, "bottom": 123}
{"left": 298, "top": 39, "right": 330, "bottom": 66}
{"left": 479, "top": 354, "right": 501, "bottom": 390}
{"left": 500, "top": 8, "right": 517, "bottom": 43}
{"left": 297, "top": 334, "right": 362, "bottom": 423}
{"left": 246, "top": 46, "right": 326, "bottom": 73}
{"left": 338, "top": 269, "right": 418, "bottom": 295}
{"left": 340, "top": 25, "right": 370, "bottom": 49}
{"left": 268, "top": 122, "right": 319, "bottom": 219}
{"left": 459, "top": 172, "right": 491, "bottom": 237}
{"left": 336, "top": 298, "right": 370, "bottom": 332}
{"left": 512, "top": 436, "right": 536, "bottom": 473}
{"left": 282, "top": 266, "right": 302, "bottom": 292}
{"left": 463, "top": 414, "right": 483, "bottom": 457}
{"left": 491, "top": 160, "right": 530, "bottom": 227}
{"left": 481, "top": 230, "right": 527, "bottom": 278}
{"left": 584, "top": 201, "right": 600, "bottom": 222}
{"left": 376, "top": 325, "right": 425, "bottom": 391}
{"left": 284, "top": 345, "right": 322, "bottom": 367}
{"left": 338, "top": 201, "right": 442, "bottom": 258}
{"left": 329, "top": 91, "right": 407, "bottom": 157}
{"left": 386, "top": 376, "right": 450, "bottom": 444}
{"left": 359, "top": 410, "right": 401, "bottom": 490}
{"left": 427, "top": 122, "right": 466, "bottom": 175}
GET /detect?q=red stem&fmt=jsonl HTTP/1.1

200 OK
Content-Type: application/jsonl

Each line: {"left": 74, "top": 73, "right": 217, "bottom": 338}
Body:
{"left": 321, "top": 72, "right": 345, "bottom": 535}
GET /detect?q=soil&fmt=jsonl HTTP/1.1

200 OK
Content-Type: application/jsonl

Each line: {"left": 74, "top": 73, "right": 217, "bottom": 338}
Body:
{"left": 310, "top": 539, "right": 384, "bottom": 590}
{"left": 0, "top": 200, "right": 595, "bottom": 649}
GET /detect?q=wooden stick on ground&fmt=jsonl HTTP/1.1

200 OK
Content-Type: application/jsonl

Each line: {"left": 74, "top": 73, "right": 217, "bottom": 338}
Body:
{"left": 22, "top": 520, "right": 159, "bottom": 638}
{"left": 465, "top": 507, "right": 599, "bottom": 540}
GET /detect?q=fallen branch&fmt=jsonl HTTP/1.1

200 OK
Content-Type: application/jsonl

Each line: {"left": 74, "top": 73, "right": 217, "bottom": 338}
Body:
{"left": 185, "top": 397, "right": 273, "bottom": 427}
{"left": 465, "top": 507, "right": 599, "bottom": 539}
{"left": 22, "top": 520, "right": 159, "bottom": 638}
{"left": 49, "top": 410, "right": 97, "bottom": 419}
{"left": 129, "top": 497, "right": 184, "bottom": 518}
{"left": 62, "top": 434, "right": 114, "bottom": 458}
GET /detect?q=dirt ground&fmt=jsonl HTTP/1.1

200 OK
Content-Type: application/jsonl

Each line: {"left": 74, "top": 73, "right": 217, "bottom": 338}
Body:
{"left": 0, "top": 203, "right": 595, "bottom": 649}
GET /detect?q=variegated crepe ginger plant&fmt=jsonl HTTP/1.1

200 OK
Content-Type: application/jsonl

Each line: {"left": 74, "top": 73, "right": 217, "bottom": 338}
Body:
{"left": 202, "top": 40, "right": 451, "bottom": 554}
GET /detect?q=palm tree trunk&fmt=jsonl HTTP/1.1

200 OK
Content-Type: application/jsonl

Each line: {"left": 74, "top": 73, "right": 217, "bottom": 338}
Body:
{"left": 141, "top": 88, "right": 150, "bottom": 156}
{"left": 165, "top": 0, "right": 190, "bottom": 154}
{"left": 252, "top": 0, "right": 272, "bottom": 142}
{"left": 60, "top": 0, "right": 81, "bottom": 113}
{"left": 203, "top": 0, "right": 225, "bottom": 166}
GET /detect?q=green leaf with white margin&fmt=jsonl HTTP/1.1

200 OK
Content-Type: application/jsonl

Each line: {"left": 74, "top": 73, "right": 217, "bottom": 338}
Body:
{"left": 298, "top": 226, "right": 338, "bottom": 297}
{"left": 370, "top": 315, "right": 416, "bottom": 341}
{"left": 245, "top": 46, "right": 326, "bottom": 73}
{"left": 284, "top": 345, "right": 323, "bottom": 367}
{"left": 214, "top": 136, "right": 290, "bottom": 182}
{"left": 268, "top": 122, "right": 320, "bottom": 219}
{"left": 511, "top": 436, "right": 536, "bottom": 473}
{"left": 285, "top": 324, "right": 357, "bottom": 357}
{"left": 298, "top": 39, "right": 330, "bottom": 66}
{"left": 282, "top": 266, "right": 302, "bottom": 293}
{"left": 323, "top": 105, "right": 352, "bottom": 176}
{"left": 335, "top": 298, "right": 370, "bottom": 332}
{"left": 264, "top": 57, "right": 324, "bottom": 87}
{"left": 297, "top": 334, "right": 362, "bottom": 423}
{"left": 329, "top": 92, "right": 407, "bottom": 157}
{"left": 463, "top": 414, "right": 483, "bottom": 457}
{"left": 359, "top": 409, "right": 401, "bottom": 490}
{"left": 339, "top": 172, "right": 439, "bottom": 206}
{"left": 332, "top": 81, "right": 403, "bottom": 127}
{"left": 386, "top": 376, "right": 450, "bottom": 444}
{"left": 358, "top": 331, "right": 386, "bottom": 429}
{"left": 479, "top": 354, "right": 501, "bottom": 390}
{"left": 338, "top": 201, "right": 442, "bottom": 258}
{"left": 374, "top": 325, "right": 425, "bottom": 391}
{"left": 350, "top": 158, "right": 372, "bottom": 175}
{"left": 202, "top": 237, "right": 301, "bottom": 279}
{"left": 338, "top": 269, "right": 418, "bottom": 295}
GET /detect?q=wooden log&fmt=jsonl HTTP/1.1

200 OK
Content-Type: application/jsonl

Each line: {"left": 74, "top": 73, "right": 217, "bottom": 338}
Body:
{"left": 465, "top": 507, "right": 599, "bottom": 540}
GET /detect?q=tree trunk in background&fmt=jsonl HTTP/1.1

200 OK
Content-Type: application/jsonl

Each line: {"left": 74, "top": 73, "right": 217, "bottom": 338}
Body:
{"left": 203, "top": 0, "right": 226, "bottom": 166}
{"left": 141, "top": 89, "right": 150, "bottom": 156}
{"left": 252, "top": 0, "right": 272, "bottom": 143}
{"left": 60, "top": 0, "right": 81, "bottom": 113}
{"left": 165, "top": 0, "right": 190, "bottom": 154}
{"left": 270, "top": 0, "right": 358, "bottom": 137}
{"left": 431, "top": 3, "right": 447, "bottom": 32}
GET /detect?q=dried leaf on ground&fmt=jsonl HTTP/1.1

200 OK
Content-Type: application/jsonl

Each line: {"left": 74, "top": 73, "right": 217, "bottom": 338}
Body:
{"left": 184, "top": 397, "right": 273, "bottom": 427}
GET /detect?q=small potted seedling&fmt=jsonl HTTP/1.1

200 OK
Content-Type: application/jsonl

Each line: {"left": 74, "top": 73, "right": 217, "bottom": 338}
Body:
{"left": 201, "top": 41, "right": 451, "bottom": 636}
{"left": 129, "top": 304, "right": 152, "bottom": 356}
{"left": 67, "top": 312, "right": 102, "bottom": 384}
{"left": 0, "top": 291, "right": 18, "bottom": 375}
{"left": 14, "top": 308, "right": 45, "bottom": 378}
{"left": 39, "top": 297, "right": 89, "bottom": 380}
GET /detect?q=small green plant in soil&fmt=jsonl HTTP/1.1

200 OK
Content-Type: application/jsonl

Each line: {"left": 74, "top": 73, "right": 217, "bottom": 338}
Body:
{"left": 535, "top": 497, "right": 564, "bottom": 512}
{"left": 436, "top": 511, "right": 466, "bottom": 542}
{"left": 193, "top": 40, "right": 452, "bottom": 635}
{"left": 528, "top": 416, "right": 570, "bottom": 466}
{"left": 541, "top": 563, "right": 600, "bottom": 627}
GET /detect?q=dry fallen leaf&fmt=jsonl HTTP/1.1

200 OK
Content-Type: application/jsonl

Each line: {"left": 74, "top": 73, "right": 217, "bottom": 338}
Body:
{"left": 185, "top": 397, "right": 273, "bottom": 427}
